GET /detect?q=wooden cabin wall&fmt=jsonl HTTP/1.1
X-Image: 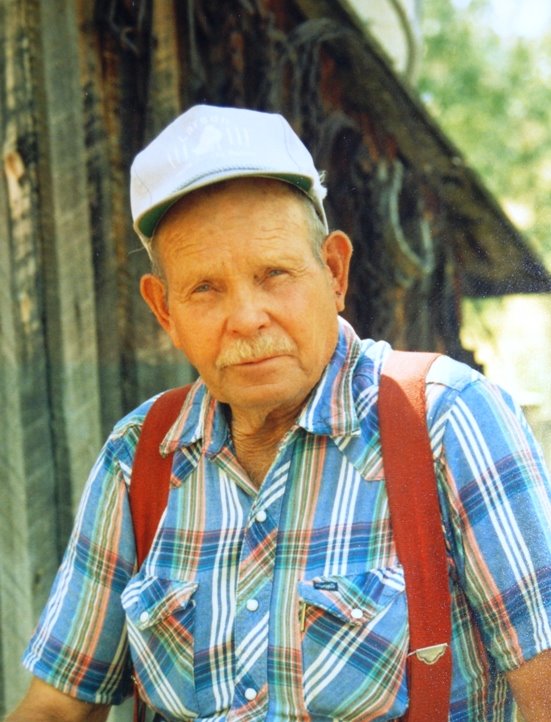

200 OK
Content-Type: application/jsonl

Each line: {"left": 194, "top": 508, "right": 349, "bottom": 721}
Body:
{"left": 1, "top": 0, "right": 98, "bottom": 706}
{"left": 0, "top": 1, "right": 189, "bottom": 710}
{"left": 1, "top": 0, "right": 470, "bottom": 713}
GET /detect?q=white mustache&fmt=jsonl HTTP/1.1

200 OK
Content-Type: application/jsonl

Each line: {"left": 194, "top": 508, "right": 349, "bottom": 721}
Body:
{"left": 216, "top": 335, "right": 296, "bottom": 369}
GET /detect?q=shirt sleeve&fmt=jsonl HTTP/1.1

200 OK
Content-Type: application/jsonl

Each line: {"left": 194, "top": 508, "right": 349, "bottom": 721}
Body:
{"left": 22, "top": 420, "right": 142, "bottom": 704}
{"left": 434, "top": 372, "right": 551, "bottom": 673}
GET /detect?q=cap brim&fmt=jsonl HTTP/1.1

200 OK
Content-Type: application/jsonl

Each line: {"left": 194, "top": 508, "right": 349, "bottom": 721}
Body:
{"left": 135, "top": 172, "right": 316, "bottom": 240}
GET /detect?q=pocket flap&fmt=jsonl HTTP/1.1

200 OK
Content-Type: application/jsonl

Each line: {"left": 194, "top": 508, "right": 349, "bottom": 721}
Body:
{"left": 122, "top": 572, "right": 199, "bottom": 629}
{"left": 298, "top": 565, "right": 404, "bottom": 625}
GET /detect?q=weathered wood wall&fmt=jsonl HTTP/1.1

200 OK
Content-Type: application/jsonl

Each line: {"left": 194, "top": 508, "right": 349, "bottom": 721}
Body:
{"left": 2, "top": 0, "right": 99, "bottom": 706}
{"left": 1, "top": 0, "right": 546, "bottom": 716}
{"left": 0, "top": 1, "right": 192, "bottom": 712}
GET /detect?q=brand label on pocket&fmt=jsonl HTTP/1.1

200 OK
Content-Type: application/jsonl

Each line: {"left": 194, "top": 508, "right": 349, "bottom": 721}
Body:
{"left": 314, "top": 581, "right": 339, "bottom": 591}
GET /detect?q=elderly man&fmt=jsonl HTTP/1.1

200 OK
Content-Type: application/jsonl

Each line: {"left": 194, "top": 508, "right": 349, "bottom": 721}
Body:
{"left": 6, "top": 105, "right": 551, "bottom": 722}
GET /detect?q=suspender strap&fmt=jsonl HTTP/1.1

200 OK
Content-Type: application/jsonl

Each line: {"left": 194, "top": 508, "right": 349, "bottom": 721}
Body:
{"left": 129, "top": 385, "right": 191, "bottom": 722}
{"left": 130, "top": 385, "right": 191, "bottom": 567}
{"left": 379, "top": 350, "right": 452, "bottom": 722}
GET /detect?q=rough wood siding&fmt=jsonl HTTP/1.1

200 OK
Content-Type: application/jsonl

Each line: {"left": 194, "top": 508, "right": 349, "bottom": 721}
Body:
{"left": 1, "top": 0, "right": 60, "bottom": 708}
{"left": 78, "top": 0, "right": 126, "bottom": 434}
{"left": 0, "top": 1, "right": 190, "bottom": 714}
{"left": 32, "top": 0, "right": 103, "bottom": 527}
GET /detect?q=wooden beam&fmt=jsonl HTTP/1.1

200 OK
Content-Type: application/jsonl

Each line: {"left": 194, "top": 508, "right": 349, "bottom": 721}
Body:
{"left": 32, "top": 0, "right": 103, "bottom": 526}
{"left": 75, "top": 0, "right": 126, "bottom": 434}
{"left": 292, "top": 0, "right": 551, "bottom": 295}
{"left": 0, "top": 0, "right": 58, "bottom": 711}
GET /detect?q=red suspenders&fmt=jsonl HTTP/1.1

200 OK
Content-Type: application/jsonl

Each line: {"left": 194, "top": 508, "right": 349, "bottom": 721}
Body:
{"left": 130, "top": 386, "right": 192, "bottom": 569}
{"left": 129, "top": 350, "right": 452, "bottom": 721}
{"left": 379, "top": 351, "right": 452, "bottom": 722}
{"left": 129, "top": 385, "right": 191, "bottom": 722}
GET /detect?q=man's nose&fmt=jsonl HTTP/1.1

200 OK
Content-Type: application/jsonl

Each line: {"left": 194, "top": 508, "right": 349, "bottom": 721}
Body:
{"left": 225, "top": 287, "right": 270, "bottom": 336}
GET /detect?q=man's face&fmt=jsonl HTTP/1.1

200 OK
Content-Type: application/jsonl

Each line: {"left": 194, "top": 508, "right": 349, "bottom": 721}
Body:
{"left": 141, "top": 179, "right": 352, "bottom": 420}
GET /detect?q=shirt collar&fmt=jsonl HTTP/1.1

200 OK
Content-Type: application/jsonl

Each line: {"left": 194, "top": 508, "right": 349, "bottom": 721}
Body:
{"left": 160, "top": 317, "right": 365, "bottom": 456}
{"left": 295, "top": 317, "right": 363, "bottom": 437}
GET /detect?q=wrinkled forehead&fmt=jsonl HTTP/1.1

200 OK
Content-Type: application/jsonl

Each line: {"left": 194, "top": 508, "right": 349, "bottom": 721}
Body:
{"left": 155, "top": 178, "right": 312, "bottom": 244}
{"left": 151, "top": 178, "right": 317, "bottom": 274}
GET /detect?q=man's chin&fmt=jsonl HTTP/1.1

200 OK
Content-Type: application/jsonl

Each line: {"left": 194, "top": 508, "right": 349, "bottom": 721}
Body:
{"left": 220, "top": 378, "right": 311, "bottom": 415}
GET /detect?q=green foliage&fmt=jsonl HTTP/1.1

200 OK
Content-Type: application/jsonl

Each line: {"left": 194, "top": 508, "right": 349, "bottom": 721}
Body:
{"left": 419, "top": 0, "right": 551, "bottom": 260}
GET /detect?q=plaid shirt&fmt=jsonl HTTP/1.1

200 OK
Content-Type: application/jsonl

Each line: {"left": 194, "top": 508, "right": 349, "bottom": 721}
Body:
{"left": 24, "top": 318, "right": 551, "bottom": 721}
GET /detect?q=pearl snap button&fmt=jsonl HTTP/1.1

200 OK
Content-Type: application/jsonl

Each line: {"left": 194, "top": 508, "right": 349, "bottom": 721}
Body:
{"left": 244, "top": 687, "right": 257, "bottom": 701}
{"left": 246, "top": 599, "right": 259, "bottom": 612}
{"left": 255, "top": 510, "right": 267, "bottom": 523}
{"left": 351, "top": 608, "right": 363, "bottom": 620}
{"left": 139, "top": 611, "right": 150, "bottom": 623}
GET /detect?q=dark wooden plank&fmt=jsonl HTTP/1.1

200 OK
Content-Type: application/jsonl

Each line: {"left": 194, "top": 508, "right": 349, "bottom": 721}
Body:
{"left": 31, "top": 0, "right": 103, "bottom": 532}
{"left": 0, "top": 1, "right": 59, "bottom": 711}
{"left": 75, "top": 0, "right": 126, "bottom": 435}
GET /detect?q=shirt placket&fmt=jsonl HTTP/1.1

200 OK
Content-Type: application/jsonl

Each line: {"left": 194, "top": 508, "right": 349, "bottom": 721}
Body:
{"left": 228, "top": 443, "right": 295, "bottom": 720}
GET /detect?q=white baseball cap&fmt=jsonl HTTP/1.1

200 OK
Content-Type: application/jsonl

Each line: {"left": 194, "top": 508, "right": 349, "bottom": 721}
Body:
{"left": 130, "top": 105, "right": 328, "bottom": 253}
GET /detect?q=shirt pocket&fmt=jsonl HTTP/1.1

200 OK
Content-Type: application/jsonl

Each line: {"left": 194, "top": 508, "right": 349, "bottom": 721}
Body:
{"left": 298, "top": 565, "right": 409, "bottom": 721}
{"left": 121, "top": 570, "right": 200, "bottom": 719}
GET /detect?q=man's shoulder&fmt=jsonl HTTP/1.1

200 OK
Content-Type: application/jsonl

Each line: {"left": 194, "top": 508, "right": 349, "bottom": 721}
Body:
{"left": 93, "top": 393, "right": 169, "bottom": 484}
{"left": 426, "top": 354, "right": 482, "bottom": 393}
{"left": 354, "top": 340, "right": 481, "bottom": 395}
{"left": 352, "top": 341, "right": 488, "bottom": 434}
{"left": 111, "top": 393, "right": 162, "bottom": 438}
{"left": 421, "top": 354, "right": 518, "bottom": 449}
{"left": 108, "top": 385, "right": 196, "bottom": 458}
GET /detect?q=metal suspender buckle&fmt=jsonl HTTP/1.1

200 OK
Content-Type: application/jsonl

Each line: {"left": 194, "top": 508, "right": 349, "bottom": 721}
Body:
{"left": 409, "top": 643, "right": 449, "bottom": 665}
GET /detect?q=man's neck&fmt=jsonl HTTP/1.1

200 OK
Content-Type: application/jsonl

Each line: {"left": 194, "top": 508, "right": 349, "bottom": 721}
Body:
{"left": 229, "top": 403, "right": 301, "bottom": 489}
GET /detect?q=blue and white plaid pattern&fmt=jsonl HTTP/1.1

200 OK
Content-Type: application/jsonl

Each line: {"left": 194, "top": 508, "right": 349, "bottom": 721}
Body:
{"left": 24, "top": 318, "right": 551, "bottom": 721}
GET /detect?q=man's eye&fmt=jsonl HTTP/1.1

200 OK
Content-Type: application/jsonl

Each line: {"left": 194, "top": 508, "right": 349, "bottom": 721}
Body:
{"left": 266, "top": 268, "right": 286, "bottom": 278}
{"left": 192, "top": 282, "right": 213, "bottom": 294}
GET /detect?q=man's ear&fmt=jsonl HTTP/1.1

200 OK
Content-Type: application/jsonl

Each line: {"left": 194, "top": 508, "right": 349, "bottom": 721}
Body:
{"left": 140, "top": 274, "right": 172, "bottom": 335}
{"left": 321, "top": 231, "right": 353, "bottom": 311}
